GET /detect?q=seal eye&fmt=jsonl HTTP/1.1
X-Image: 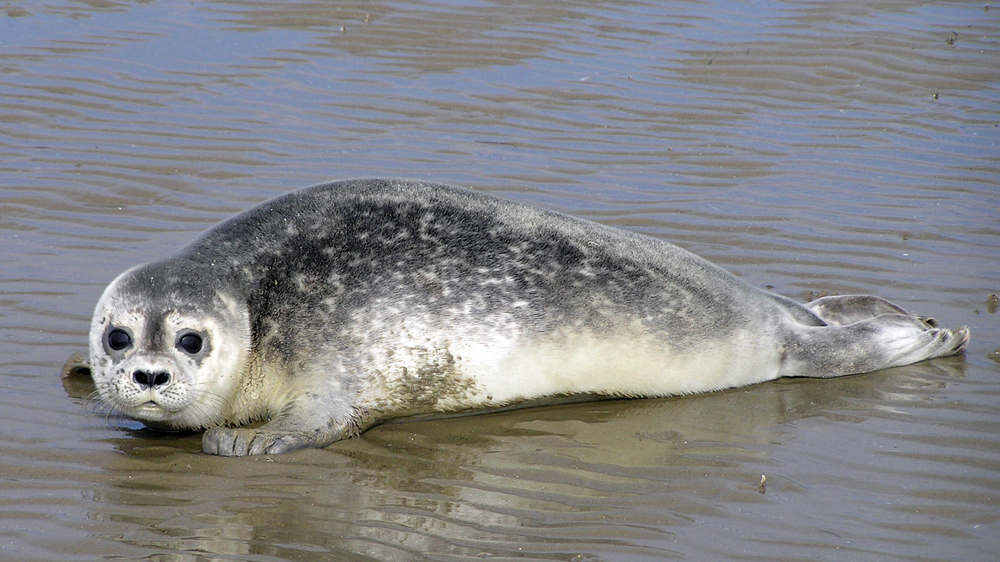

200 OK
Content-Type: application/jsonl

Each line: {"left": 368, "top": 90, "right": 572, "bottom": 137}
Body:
{"left": 107, "top": 329, "right": 132, "bottom": 351}
{"left": 178, "top": 333, "right": 203, "bottom": 355}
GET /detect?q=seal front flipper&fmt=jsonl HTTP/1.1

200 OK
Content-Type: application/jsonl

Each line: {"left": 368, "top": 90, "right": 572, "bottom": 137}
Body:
{"left": 202, "top": 426, "right": 310, "bottom": 456}
{"left": 202, "top": 407, "right": 375, "bottom": 456}
{"left": 782, "top": 313, "right": 969, "bottom": 378}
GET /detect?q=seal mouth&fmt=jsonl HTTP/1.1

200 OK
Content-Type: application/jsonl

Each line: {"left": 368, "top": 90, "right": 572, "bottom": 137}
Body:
{"left": 124, "top": 401, "right": 200, "bottom": 432}
{"left": 132, "top": 401, "right": 171, "bottom": 420}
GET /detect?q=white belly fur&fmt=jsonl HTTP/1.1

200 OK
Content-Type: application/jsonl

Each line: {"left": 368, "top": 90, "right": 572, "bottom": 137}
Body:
{"left": 447, "top": 325, "right": 785, "bottom": 409}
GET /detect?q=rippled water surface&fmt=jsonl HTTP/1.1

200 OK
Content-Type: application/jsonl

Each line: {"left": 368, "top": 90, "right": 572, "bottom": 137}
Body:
{"left": 2, "top": 1, "right": 998, "bottom": 560}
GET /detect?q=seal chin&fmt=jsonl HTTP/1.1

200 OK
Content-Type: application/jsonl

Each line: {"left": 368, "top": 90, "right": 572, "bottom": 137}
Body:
{"left": 141, "top": 419, "right": 190, "bottom": 433}
{"left": 121, "top": 398, "right": 221, "bottom": 431}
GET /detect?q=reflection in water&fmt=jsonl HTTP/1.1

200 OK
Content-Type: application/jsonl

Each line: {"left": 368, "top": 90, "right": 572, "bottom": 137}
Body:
{"left": 1, "top": 0, "right": 998, "bottom": 560}
{"left": 74, "top": 357, "right": 972, "bottom": 561}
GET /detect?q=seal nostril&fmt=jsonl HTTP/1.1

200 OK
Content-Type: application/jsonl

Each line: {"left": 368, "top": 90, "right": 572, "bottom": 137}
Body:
{"left": 133, "top": 370, "right": 170, "bottom": 389}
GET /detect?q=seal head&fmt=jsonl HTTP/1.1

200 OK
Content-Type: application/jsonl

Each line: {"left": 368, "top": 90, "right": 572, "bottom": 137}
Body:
{"left": 90, "top": 262, "right": 252, "bottom": 430}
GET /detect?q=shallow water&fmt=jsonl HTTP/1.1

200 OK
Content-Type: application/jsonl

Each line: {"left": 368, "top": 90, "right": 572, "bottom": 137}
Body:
{"left": 1, "top": 1, "right": 999, "bottom": 560}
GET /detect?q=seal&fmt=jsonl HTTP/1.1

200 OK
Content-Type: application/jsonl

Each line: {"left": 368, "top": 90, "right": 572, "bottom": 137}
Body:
{"left": 88, "top": 179, "right": 969, "bottom": 456}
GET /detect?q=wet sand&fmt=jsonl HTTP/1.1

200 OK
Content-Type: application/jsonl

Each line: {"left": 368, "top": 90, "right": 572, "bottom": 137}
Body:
{"left": 1, "top": 1, "right": 998, "bottom": 561}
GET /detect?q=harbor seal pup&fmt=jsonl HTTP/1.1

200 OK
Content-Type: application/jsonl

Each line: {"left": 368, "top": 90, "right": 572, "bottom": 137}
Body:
{"left": 88, "top": 179, "right": 969, "bottom": 456}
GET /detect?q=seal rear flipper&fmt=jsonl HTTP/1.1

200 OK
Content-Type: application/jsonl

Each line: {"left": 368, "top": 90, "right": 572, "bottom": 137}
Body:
{"left": 782, "top": 313, "right": 969, "bottom": 379}
{"left": 803, "top": 295, "right": 916, "bottom": 326}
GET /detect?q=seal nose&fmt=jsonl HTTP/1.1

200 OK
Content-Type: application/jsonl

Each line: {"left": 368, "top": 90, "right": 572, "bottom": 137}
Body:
{"left": 133, "top": 370, "right": 170, "bottom": 389}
